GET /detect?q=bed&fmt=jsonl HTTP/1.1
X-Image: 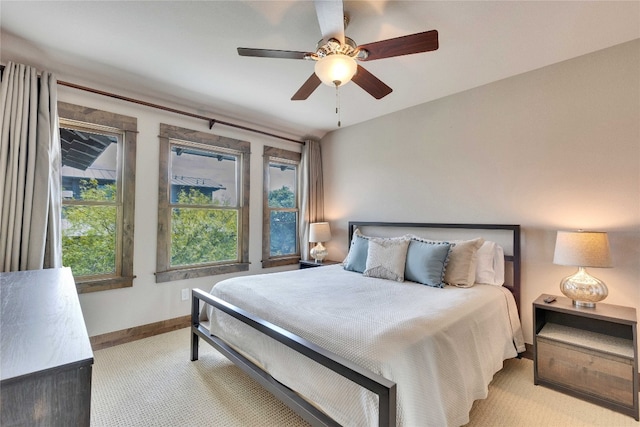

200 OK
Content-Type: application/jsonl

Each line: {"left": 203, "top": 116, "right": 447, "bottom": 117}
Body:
{"left": 191, "top": 222, "right": 525, "bottom": 427}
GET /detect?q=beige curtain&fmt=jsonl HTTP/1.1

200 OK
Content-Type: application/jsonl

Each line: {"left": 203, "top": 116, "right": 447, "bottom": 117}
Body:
{"left": 0, "top": 62, "right": 62, "bottom": 272}
{"left": 298, "top": 139, "right": 324, "bottom": 260}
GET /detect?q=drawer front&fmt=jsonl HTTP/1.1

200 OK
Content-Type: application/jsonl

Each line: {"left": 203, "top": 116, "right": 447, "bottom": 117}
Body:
{"left": 537, "top": 338, "right": 634, "bottom": 407}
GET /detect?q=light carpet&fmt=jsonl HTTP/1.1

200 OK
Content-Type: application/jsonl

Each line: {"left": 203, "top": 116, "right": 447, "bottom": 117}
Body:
{"left": 91, "top": 328, "right": 639, "bottom": 427}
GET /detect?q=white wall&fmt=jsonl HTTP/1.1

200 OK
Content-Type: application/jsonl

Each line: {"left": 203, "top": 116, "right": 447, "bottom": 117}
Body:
{"left": 56, "top": 88, "right": 302, "bottom": 336}
{"left": 321, "top": 40, "right": 640, "bottom": 349}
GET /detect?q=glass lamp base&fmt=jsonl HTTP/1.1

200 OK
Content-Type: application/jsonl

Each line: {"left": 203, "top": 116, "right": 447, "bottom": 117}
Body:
{"left": 559, "top": 266, "right": 608, "bottom": 308}
{"left": 310, "top": 242, "right": 328, "bottom": 263}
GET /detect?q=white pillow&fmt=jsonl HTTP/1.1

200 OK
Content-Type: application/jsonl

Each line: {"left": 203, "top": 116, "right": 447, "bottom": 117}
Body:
{"left": 475, "top": 241, "right": 506, "bottom": 286}
{"left": 493, "top": 244, "right": 505, "bottom": 285}
{"left": 476, "top": 241, "right": 496, "bottom": 284}
{"left": 363, "top": 237, "right": 410, "bottom": 282}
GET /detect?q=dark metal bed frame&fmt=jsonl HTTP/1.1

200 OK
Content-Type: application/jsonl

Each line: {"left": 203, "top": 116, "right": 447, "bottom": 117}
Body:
{"left": 190, "top": 222, "right": 521, "bottom": 427}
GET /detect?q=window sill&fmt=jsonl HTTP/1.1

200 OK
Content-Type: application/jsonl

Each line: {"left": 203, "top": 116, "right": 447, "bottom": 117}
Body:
{"left": 261, "top": 257, "right": 300, "bottom": 269}
{"left": 155, "top": 263, "right": 250, "bottom": 283}
{"left": 76, "top": 276, "right": 134, "bottom": 294}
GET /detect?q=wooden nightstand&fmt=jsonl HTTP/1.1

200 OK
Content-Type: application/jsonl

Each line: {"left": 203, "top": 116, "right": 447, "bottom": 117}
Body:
{"left": 533, "top": 294, "right": 638, "bottom": 420}
{"left": 299, "top": 259, "right": 340, "bottom": 269}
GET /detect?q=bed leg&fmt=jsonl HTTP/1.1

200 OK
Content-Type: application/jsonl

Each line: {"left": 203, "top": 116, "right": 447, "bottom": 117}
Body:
{"left": 191, "top": 293, "right": 200, "bottom": 361}
{"left": 191, "top": 331, "right": 199, "bottom": 361}
{"left": 379, "top": 384, "right": 397, "bottom": 427}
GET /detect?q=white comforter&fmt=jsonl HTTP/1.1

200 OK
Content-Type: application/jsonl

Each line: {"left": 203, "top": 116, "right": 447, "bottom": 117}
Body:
{"left": 207, "top": 265, "right": 524, "bottom": 427}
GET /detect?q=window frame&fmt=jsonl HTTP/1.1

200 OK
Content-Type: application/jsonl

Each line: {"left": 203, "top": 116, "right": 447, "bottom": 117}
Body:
{"left": 262, "top": 146, "right": 301, "bottom": 268}
{"left": 156, "top": 124, "right": 250, "bottom": 283}
{"left": 58, "top": 102, "right": 137, "bottom": 293}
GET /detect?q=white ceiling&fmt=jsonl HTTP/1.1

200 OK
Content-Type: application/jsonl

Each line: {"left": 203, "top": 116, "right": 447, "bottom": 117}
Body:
{"left": 1, "top": 1, "right": 639, "bottom": 140}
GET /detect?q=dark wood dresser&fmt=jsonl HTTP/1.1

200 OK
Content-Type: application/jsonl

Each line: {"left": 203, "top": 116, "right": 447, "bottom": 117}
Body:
{"left": 1, "top": 267, "right": 93, "bottom": 426}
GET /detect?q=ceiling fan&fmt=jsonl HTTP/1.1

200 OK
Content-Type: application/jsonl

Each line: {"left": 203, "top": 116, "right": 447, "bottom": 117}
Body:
{"left": 237, "top": 0, "right": 439, "bottom": 101}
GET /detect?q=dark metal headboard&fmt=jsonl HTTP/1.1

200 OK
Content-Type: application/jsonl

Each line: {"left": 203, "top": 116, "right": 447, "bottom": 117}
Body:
{"left": 347, "top": 222, "right": 521, "bottom": 312}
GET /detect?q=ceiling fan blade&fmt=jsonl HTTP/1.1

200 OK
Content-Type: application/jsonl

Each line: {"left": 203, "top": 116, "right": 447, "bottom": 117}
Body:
{"left": 351, "top": 65, "right": 392, "bottom": 99}
{"left": 237, "top": 48, "right": 310, "bottom": 60}
{"left": 291, "top": 73, "right": 322, "bottom": 100}
{"left": 358, "top": 30, "right": 439, "bottom": 61}
{"left": 314, "top": 0, "right": 345, "bottom": 44}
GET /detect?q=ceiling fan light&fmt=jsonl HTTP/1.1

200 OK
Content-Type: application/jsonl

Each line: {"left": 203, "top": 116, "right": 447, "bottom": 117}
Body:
{"left": 314, "top": 54, "right": 357, "bottom": 87}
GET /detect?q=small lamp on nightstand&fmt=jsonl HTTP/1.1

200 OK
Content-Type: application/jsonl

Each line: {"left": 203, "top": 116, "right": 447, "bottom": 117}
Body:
{"left": 553, "top": 230, "right": 612, "bottom": 308}
{"left": 309, "top": 222, "right": 331, "bottom": 263}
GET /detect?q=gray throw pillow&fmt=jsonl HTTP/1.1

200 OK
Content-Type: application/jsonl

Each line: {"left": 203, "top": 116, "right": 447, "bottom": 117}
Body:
{"left": 404, "top": 240, "right": 451, "bottom": 288}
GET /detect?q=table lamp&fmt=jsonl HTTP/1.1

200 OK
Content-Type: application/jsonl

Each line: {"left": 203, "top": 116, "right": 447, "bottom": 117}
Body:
{"left": 309, "top": 222, "right": 331, "bottom": 263}
{"left": 553, "top": 230, "right": 612, "bottom": 308}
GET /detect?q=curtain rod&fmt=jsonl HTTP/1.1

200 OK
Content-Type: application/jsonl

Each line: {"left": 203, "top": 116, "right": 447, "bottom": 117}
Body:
{"left": 0, "top": 64, "right": 304, "bottom": 145}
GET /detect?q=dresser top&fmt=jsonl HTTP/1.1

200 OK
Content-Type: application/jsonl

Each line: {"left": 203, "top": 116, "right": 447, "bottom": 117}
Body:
{"left": 1, "top": 267, "right": 93, "bottom": 382}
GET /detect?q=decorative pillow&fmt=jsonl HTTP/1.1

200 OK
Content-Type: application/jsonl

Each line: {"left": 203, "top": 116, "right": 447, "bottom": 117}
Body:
{"left": 343, "top": 229, "right": 370, "bottom": 273}
{"left": 445, "top": 238, "right": 484, "bottom": 287}
{"left": 412, "top": 236, "right": 484, "bottom": 287}
{"left": 475, "top": 241, "right": 505, "bottom": 285}
{"left": 363, "top": 237, "right": 410, "bottom": 282}
{"left": 404, "top": 239, "right": 451, "bottom": 288}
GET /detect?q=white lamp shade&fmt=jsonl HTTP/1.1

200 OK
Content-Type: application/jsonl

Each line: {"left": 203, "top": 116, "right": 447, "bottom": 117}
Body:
{"left": 309, "top": 222, "right": 331, "bottom": 243}
{"left": 553, "top": 231, "right": 612, "bottom": 267}
{"left": 314, "top": 54, "right": 357, "bottom": 87}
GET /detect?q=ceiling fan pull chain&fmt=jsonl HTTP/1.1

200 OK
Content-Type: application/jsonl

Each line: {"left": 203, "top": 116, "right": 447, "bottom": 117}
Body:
{"left": 335, "top": 83, "right": 341, "bottom": 127}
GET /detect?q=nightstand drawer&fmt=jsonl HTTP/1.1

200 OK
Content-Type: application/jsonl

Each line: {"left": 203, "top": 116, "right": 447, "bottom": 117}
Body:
{"left": 537, "top": 337, "right": 635, "bottom": 407}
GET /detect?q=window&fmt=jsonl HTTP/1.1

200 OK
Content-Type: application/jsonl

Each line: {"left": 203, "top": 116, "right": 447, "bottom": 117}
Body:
{"left": 262, "top": 146, "right": 301, "bottom": 268}
{"left": 58, "top": 102, "right": 137, "bottom": 293}
{"left": 156, "top": 124, "right": 250, "bottom": 282}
